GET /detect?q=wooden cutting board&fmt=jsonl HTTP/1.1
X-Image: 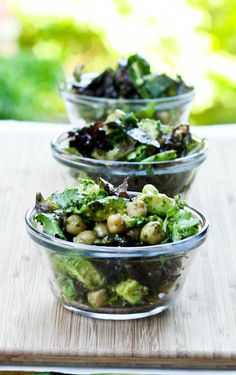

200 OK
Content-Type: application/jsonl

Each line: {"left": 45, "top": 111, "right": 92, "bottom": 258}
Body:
{"left": 0, "top": 122, "right": 236, "bottom": 370}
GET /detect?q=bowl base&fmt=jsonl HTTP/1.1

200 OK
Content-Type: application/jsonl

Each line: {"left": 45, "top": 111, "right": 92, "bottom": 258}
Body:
{"left": 60, "top": 302, "right": 171, "bottom": 320}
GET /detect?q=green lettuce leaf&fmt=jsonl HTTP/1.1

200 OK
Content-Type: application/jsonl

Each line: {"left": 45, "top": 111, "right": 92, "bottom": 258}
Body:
{"left": 142, "top": 150, "right": 177, "bottom": 162}
{"left": 54, "top": 255, "right": 106, "bottom": 291}
{"left": 35, "top": 213, "right": 66, "bottom": 239}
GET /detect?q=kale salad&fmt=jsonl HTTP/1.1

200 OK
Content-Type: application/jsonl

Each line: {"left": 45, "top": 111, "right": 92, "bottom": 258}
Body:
{"left": 33, "top": 178, "right": 201, "bottom": 312}
{"left": 72, "top": 54, "right": 192, "bottom": 100}
{"left": 65, "top": 110, "right": 200, "bottom": 162}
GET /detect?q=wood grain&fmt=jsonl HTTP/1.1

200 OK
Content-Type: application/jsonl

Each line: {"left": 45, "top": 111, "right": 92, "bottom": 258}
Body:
{"left": 0, "top": 123, "right": 236, "bottom": 369}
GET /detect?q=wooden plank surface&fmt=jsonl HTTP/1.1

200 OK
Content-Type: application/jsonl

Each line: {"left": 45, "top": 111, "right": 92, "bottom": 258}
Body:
{"left": 0, "top": 122, "right": 236, "bottom": 369}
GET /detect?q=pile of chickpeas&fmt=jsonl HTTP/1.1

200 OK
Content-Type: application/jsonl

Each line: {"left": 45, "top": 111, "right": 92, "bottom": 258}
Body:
{"left": 65, "top": 200, "right": 165, "bottom": 246}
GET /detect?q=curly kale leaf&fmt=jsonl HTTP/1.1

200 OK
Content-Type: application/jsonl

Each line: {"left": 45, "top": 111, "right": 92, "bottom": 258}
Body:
{"left": 165, "top": 209, "right": 200, "bottom": 242}
{"left": 76, "top": 178, "right": 106, "bottom": 197}
{"left": 51, "top": 188, "right": 81, "bottom": 210}
{"left": 141, "top": 73, "right": 177, "bottom": 98}
{"left": 50, "top": 184, "right": 107, "bottom": 213}
{"left": 35, "top": 213, "right": 66, "bottom": 239}
{"left": 141, "top": 74, "right": 191, "bottom": 99}
{"left": 79, "top": 196, "right": 127, "bottom": 221}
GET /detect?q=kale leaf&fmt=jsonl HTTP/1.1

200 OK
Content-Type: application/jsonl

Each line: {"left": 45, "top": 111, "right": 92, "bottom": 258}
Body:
{"left": 72, "top": 54, "right": 192, "bottom": 99}
{"left": 164, "top": 208, "right": 200, "bottom": 242}
{"left": 51, "top": 188, "right": 80, "bottom": 210}
{"left": 79, "top": 196, "right": 127, "bottom": 221}
{"left": 127, "top": 54, "right": 151, "bottom": 91}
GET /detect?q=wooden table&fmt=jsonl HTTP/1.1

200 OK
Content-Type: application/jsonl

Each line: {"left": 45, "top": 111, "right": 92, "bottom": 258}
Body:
{"left": 0, "top": 121, "right": 236, "bottom": 372}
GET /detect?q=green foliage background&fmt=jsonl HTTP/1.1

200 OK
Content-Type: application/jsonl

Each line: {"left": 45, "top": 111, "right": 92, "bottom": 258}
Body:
{"left": 188, "top": 0, "right": 236, "bottom": 124}
{"left": 0, "top": 0, "right": 235, "bottom": 124}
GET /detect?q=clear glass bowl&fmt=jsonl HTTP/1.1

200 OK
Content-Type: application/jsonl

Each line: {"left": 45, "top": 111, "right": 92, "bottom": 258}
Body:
{"left": 51, "top": 132, "right": 208, "bottom": 197}
{"left": 60, "top": 74, "right": 195, "bottom": 127}
{"left": 25, "top": 204, "right": 209, "bottom": 320}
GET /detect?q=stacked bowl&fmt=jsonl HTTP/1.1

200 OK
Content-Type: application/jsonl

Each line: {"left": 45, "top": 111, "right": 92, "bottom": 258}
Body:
{"left": 25, "top": 54, "right": 209, "bottom": 319}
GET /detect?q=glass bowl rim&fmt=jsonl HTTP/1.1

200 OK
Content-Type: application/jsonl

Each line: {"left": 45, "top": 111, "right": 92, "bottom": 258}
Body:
{"left": 51, "top": 131, "right": 208, "bottom": 169}
{"left": 25, "top": 203, "right": 209, "bottom": 258}
{"left": 60, "top": 74, "right": 195, "bottom": 105}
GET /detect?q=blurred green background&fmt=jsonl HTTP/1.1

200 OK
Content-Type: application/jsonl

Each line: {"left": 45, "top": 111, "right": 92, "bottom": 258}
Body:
{"left": 0, "top": 0, "right": 236, "bottom": 124}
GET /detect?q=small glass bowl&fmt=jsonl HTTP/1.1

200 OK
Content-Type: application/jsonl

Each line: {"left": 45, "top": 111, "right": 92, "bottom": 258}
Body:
{"left": 25, "top": 204, "right": 208, "bottom": 320}
{"left": 51, "top": 132, "right": 208, "bottom": 197}
{"left": 60, "top": 74, "right": 195, "bottom": 127}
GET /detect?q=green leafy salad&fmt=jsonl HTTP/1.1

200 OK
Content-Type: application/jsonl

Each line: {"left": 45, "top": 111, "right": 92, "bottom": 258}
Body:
{"left": 34, "top": 178, "right": 199, "bottom": 245}
{"left": 72, "top": 53, "right": 192, "bottom": 100}
{"left": 66, "top": 110, "right": 200, "bottom": 162}
{"left": 33, "top": 179, "right": 200, "bottom": 311}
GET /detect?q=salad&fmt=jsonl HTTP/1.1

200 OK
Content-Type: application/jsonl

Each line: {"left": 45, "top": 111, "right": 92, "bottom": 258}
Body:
{"left": 65, "top": 110, "right": 200, "bottom": 162}
{"left": 33, "top": 178, "right": 200, "bottom": 312}
{"left": 72, "top": 54, "right": 192, "bottom": 100}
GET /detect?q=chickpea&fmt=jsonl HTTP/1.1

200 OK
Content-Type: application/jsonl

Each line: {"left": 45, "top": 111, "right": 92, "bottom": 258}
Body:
{"left": 73, "top": 230, "right": 97, "bottom": 245}
{"left": 140, "top": 221, "right": 165, "bottom": 245}
{"left": 87, "top": 289, "right": 108, "bottom": 308}
{"left": 127, "top": 227, "right": 141, "bottom": 241}
{"left": 94, "top": 222, "right": 109, "bottom": 238}
{"left": 126, "top": 200, "right": 147, "bottom": 217}
{"left": 66, "top": 214, "right": 86, "bottom": 235}
{"left": 107, "top": 214, "right": 126, "bottom": 234}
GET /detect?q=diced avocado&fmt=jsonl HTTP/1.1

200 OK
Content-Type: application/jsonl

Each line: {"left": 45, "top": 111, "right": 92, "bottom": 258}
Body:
{"left": 87, "top": 289, "right": 108, "bottom": 308}
{"left": 138, "top": 193, "right": 175, "bottom": 217}
{"left": 116, "top": 278, "right": 148, "bottom": 304}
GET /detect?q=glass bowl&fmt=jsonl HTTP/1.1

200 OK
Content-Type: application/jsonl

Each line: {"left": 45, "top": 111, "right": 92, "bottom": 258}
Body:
{"left": 25, "top": 203, "right": 209, "bottom": 320}
{"left": 60, "top": 74, "right": 195, "bottom": 127}
{"left": 51, "top": 132, "right": 208, "bottom": 197}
